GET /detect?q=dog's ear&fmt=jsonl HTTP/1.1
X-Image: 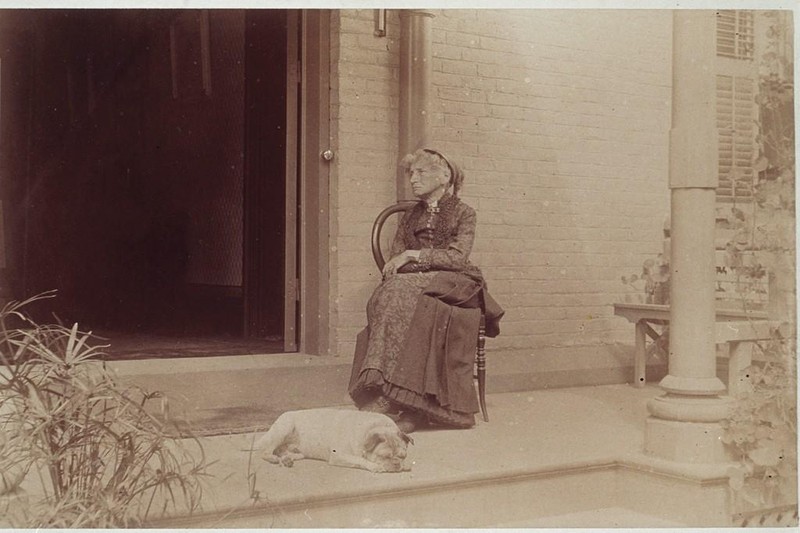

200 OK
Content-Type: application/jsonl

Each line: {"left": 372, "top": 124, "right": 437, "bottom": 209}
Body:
{"left": 363, "top": 430, "right": 386, "bottom": 452}
{"left": 399, "top": 432, "right": 414, "bottom": 446}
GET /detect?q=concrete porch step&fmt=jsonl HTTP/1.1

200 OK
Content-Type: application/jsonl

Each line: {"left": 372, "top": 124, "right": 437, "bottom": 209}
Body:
{"left": 155, "top": 459, "right": 711, "bottom": 528}
{"left": 158, "top": 461, "right": 694, "bottom": 528}
{"left": 496, "top": 506, "right": 689, "bottom": 528}
{"left": 147, "top": 385, "right": 733, "bottom": 528}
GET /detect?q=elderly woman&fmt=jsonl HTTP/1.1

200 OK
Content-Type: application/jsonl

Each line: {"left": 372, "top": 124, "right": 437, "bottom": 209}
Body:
{"left": 348, "top": 148, "right": 503, "bottom": 433}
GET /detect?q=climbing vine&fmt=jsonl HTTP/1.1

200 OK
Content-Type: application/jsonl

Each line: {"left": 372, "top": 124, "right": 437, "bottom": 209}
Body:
{"left": 720, "top": 11, "right": 796, "bottom": 517}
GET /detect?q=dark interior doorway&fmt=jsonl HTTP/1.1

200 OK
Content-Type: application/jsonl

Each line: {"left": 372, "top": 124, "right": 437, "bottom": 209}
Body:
{"left": 0, "top": 10, "right": 293, "bottom": 359}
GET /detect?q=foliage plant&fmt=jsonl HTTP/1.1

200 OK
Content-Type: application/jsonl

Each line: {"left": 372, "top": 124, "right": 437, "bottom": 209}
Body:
{"left": 621, "top": 215, "right": 671, "bottom": 305}
{"left": 0, "top": 292, "right": 210, "bottom": 527}
{"left": 722, "top": 333, "right": 797, "bottom": 512}
{"left": 621, "top": 253, "right": 670, "bottom": 305}
{"left": 620, "top": 253, "right": 671, "bottom": 361}
{"left": 719, "top": 11, "right": 796, "bottom": 516}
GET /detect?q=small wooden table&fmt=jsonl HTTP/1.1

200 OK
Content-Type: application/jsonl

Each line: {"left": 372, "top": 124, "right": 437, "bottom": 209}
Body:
{"left": 613, "top": 303, "right": 771, "bottom": 392}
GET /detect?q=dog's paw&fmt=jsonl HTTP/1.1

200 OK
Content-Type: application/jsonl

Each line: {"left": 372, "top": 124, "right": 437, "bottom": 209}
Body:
{"left": 263, "top": 453, "right": 280, "bottom": 464}
{"left": 279, "top": 455, "right": 295, "bottom": 467}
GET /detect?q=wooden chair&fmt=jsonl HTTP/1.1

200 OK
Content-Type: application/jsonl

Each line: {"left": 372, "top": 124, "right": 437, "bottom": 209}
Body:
{"left": 371, "top": 201, "right": 489, "bottom": 422}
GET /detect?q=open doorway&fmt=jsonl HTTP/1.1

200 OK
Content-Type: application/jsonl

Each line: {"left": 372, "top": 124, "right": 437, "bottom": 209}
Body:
{"left": 0, "top": 10, "right": 298, "bottom": 359}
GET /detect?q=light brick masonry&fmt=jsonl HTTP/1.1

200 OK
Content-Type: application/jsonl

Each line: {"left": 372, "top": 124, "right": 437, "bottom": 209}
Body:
{"left": 330, "top": 9, "right": 673, "bottom": 373}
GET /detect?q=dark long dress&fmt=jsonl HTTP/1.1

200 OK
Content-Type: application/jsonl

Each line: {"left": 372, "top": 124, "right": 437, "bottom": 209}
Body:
{"left": 348, "top": 193, "right": 501, "bottom": 428}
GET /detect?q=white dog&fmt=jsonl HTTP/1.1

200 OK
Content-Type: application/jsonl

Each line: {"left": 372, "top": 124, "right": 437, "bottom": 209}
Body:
{"left": 254, "top": 408, "right": 413, "bottom": 473}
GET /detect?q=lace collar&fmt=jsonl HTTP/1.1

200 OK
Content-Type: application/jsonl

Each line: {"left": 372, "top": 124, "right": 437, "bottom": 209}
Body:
{"left": 425, "top": 192, "right": 452, "bottom": 213}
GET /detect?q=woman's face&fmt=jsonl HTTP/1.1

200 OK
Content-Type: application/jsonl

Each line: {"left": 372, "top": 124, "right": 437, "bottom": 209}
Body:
{"left": 407, "top": 158, "right": 448, "bottom": 199}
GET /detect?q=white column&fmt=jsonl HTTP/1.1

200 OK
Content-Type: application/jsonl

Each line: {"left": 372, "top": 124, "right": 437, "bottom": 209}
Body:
{"left": 645, "top": 10, "right": 733, "bottom": 464}
{"left": 662, "top": 188, "right": 723, "bottom": 394}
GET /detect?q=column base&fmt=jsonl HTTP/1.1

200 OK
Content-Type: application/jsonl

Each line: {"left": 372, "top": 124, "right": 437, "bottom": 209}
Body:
{"left": 647, "top": 393, "right": 733, "bottom": 422}
{"left": 659, "top": 374, "right": 727, "bottom": 395}
{"left": 645, "top": 416, "right": 734, "bottom": 464}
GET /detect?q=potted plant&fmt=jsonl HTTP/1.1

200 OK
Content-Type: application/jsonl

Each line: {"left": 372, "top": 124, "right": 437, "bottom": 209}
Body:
{"left": 621, "top": 255, "right": 670, "bottom": 306}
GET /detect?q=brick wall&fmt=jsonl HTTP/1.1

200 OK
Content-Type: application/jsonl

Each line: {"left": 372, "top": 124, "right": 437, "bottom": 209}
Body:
{"left": 329, "top": 10, "right": 403, "bottom": 356}
{"left": 330, "top": 9, "right": 673, "bottom": 365}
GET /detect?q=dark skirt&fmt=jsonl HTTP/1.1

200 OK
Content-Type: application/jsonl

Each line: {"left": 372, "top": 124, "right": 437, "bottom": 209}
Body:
{"left": 348, "top": 272, "right": 477, "bottom": 428}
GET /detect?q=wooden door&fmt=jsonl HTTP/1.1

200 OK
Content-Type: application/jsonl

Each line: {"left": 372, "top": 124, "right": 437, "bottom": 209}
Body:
{"left": 243, "top": 9, "right": 298, "bottom": 350}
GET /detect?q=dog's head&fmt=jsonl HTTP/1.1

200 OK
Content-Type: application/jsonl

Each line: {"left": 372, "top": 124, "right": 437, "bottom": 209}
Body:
{"left": 362, "top": 428, "right": 414, "bottom": 472}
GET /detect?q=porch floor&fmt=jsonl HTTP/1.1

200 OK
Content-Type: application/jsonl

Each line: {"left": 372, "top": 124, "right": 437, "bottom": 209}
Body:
{"left": 97, "top": 331, "right": 284, "bottom": 360}
{"left": 151, "top": 383, "right": 703, "bottom": 528}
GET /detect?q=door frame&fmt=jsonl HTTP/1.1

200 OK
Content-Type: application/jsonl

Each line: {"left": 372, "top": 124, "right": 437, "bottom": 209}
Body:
{"left": 298, "top": 10, "right": 331, "bottom": 356}
{"left": 283, "top": 10, "right": 300, "bottom": 352}
{"left": 243, "top": 9, "right": 292, "bottom": 343}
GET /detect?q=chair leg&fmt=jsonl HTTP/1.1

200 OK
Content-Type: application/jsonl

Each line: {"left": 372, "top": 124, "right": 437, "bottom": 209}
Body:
{"left": 477, "top": 318, "right": 488, "bottom": 422}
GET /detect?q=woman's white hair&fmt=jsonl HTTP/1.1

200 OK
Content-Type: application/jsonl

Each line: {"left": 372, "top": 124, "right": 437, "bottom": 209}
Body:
{"left": 399, "top": 148, "right": 465, "bottom": 196}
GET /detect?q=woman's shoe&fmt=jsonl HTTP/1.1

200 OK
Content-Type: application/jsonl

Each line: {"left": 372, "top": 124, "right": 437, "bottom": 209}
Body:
{"left": 396, "top": 411, "right": 426, "bottom": 434}
{"left": 361, "top": 394, "right": 398, "bottom": 415}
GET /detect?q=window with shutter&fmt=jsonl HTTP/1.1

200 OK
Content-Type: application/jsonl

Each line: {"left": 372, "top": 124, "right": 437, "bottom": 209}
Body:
{"left": 716, "top": 10, "right": 755, "bottom": 60}
{"left": 716, "top": 75, "right": 756, "bottom": 201}
{"left": 715, "top": 10, "right": 757, "bottom": 202}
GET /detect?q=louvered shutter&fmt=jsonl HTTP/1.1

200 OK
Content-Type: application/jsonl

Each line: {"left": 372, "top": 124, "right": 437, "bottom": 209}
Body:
{"left": 716, "top": 10, "right": 755, "bottom": 60}
{"left": 715, "top": 10, "right": 757, "bottom": 202}
{"left": 716, "top": 75, "right": 756, "bottom": 200}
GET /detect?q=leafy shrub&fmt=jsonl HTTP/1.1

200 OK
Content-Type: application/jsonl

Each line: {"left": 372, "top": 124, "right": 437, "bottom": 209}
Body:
{"left": 722, "top": 334, "right": 797, "bottom": 511}
{"left": 0, "top": 292, "right": 210, "bottom": 527}
{"left": 721, "top": 11, "right": 796, "bottom": 517}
